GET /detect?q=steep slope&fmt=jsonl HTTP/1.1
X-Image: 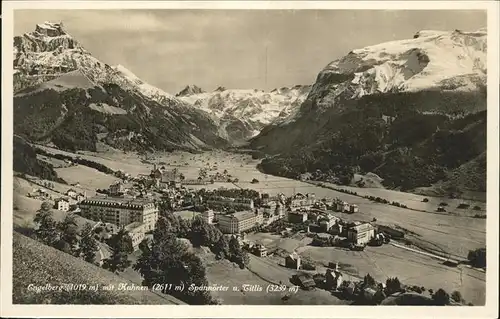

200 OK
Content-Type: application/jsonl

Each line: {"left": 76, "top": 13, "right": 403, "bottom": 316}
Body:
{"left": 13, "top": 135, "right": 65, "bottom": 183}
{"left": 13, "top": 231, "right": 185, "bottom": 304}
{"left": 252, "top": 29, "right": 487, "bottom": 193}
{"left": 13, "top": 22, "right": 228, "bottom": 152}
{"left": 177, "top": 85, "right": 310, "bottom": 141}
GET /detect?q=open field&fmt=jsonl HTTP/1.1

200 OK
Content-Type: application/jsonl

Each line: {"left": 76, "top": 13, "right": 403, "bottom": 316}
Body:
{"left": 320, "top": 182, "right": 486, "bottom": 217}
{"left": 55, "top": 165, "right": 120, "bottom": 191}
{"left": 296, "top": 243, "right": 486, "bottom": 305}
{"left": 245, "top": 232, "right": 312, "bottom": 254}
{"left": 201, "top": 248, "right": 347, "bottom": 305}
{"left": 37, "top": 154, "right": 73, "bottom": 168}
{"left": 173, "top": 210, "right": 200, "bottom": 220}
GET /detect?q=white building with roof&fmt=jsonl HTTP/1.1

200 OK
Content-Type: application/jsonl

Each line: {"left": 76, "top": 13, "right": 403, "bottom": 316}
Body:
{"left": 54, "top": 198, "right": 70, "bottom": 212}
{"left": 218, "top": 210, "right": 263, "bottom": 234}
{"left": 347, "top": 222, "right": 375, "bottom": 245}
{"left": 201, "top": 209, "right": 215, "bottom": 224}
{"left": 124, "top": 222, "right": 147, "bottom": 250}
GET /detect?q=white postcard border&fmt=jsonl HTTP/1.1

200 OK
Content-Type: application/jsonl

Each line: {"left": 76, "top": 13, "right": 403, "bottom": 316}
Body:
{"left": 1, "top": 1, "right": 499, "bottom": 318}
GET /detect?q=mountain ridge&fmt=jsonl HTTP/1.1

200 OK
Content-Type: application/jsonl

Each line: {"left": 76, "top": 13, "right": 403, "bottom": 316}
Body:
{"left": 177, "top": 84, "right": 311, "bottom": 141}
{"left": 13, "top": 22, "right": 229, "bottom": 153}
{"left": 251, "top": 28, "right": 487, "bottom": 194}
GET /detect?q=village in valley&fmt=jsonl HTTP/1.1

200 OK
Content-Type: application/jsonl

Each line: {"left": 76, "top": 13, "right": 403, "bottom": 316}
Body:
{"left": 15, "top": 147, "right": 486, "bottom": 306}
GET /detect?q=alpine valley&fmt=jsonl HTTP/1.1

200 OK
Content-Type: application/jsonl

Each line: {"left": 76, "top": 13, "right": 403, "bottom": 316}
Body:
{"left": 13, "top": 22, "right": 487, "bottom": 196}
{"left": 11, "top": 17, "right": 489, "bottom": 307}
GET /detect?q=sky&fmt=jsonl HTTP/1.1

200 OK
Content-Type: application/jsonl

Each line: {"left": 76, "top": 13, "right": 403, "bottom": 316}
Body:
{"left": 14, "top": 10, "right": 486, "bottom": 94}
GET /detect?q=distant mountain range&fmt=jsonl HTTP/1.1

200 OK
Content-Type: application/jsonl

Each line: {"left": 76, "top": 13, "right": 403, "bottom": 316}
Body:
{"left": 252, "top": 28, "right": 487, "bottom": 195}
{"left": 13, "top": 22, "right": 488, "bottom": 194}
{"left": 176, "top": 84, "right": 310, "bottom": 142}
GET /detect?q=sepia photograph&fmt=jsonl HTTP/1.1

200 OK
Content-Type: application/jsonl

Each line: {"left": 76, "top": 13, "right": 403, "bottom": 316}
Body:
{"left": 1, "top": 1, "right": 499, "bottom": 318}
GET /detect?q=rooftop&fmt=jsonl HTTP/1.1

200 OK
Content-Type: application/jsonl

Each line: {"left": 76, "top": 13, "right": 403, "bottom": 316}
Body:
{"left": 80, "top": 196, "right": 155, "bottom": 208}
{"left": 227, "top": 211, "right": 257, "bottom": 221}
{"left": 351, "top": 223, "right": 375, "bottom": 233}
{"left": 124, "top": 222, "right": 144, "bottom": 232}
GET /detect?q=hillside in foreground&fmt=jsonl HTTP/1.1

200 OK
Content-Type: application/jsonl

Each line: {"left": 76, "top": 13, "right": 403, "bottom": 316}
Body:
{"left": 12, "top": 231, "right": 185, "bottom": 304}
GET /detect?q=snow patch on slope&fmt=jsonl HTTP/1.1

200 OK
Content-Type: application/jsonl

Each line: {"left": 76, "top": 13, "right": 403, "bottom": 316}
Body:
{"left": 15, "top": 69, "right": 100, "bottom": 97}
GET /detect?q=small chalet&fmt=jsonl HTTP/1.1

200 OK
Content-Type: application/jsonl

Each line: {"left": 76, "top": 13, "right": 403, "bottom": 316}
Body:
{"left": 325, "top": 268, "right": 343, "bottom": 291}
{"left": 54, "top": 198, "right": 70, "bottom": 212}
{"left": 285, "top": 252, "right": 302, "bottom": 270}
{"left": 253, "top": 244, "right": 267, "bottom": 257}
{"left": 66, "top": 189, "right": 77, "bottom": 198}
{"left": 75, "top": 192, "right": 86, "bottom": 202}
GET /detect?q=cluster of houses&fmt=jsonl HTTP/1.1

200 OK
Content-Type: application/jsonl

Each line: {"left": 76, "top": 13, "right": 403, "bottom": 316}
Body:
{"left": 288, "top": 193, "right": 359, "bottom": 214}
{"left": 243, "top": 242, "right": 268, "bottom": 257}
{"left": 201, "top": 195, "right": 255, "bottom": 210}
{"left": 52, "top": 188, "right": 86, "bottom": 212}
{"left": 286, "top": 254, "right": 344, "bottom": 291}
{"left": 27, "top": 188, "right": 52, "bottom": 201}
{"left": 287, "top": 208, "right": 384, "bottom": 246}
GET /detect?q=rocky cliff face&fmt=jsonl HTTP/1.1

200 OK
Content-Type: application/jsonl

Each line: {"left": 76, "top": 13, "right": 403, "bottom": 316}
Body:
{"left": 177, "top": 85, "right": 311, "bottom": 142}
{"left": 13, "top": 22, "right": 229, "bottom": 152}
{"left": 252, "top": 29, "right": 487, "bottom": 194}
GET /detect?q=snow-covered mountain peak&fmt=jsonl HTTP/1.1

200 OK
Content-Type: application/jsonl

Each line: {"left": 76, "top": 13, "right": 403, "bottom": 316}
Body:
{"left": 176, "top": 84, "right": 205, "bottom": 97}
{"left": 34, "top": 21, "right": 67, "bottom": 37}
{"left": 112, "top": 64, "right": 143, "bottom": 84}
{"left": 14, "top": 22, "right": 180, "bottom": 106}
{"left": 311, "top": 28, "right": 487, "bottom": 107}
{"left": 177, "top": 85, "right": 311, "bottom": 140}
{"left": 15, "top": 21, "right": 84, "bottom": 55}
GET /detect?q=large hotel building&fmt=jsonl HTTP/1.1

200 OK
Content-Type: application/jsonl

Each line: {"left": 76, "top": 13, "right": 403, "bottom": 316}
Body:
{"left": 218, "top": 211, "right": 263, "bottom": 234}
{"left": 79, "top": 196, "right": 159, "bottom": 232}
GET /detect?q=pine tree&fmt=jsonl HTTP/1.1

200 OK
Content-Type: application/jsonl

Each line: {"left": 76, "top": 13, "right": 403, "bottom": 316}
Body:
{"left": 385, "top": 277, "right": 402, "bottom": 295}
{"left": 177, "top": 216, "right": 192, "bottom": 238}
{"left": 34, "top": 201, "right": 59, "bottom": 247}
{"left": 228, "top": 236, "right": 249, "bottom": 269}
{"left": 433, "top": 288, "right": 451, "bottom": 305}
{"left": 213, "top": 235, "right": 230, "bottom": 260}
{"left": 362, "top": 273, "right": 376, "bottom": 289}
{"left": 153, "top": 216, "right": 174, "bottom": 241}
{"left": 79, "top": 222, "right": 99, "bottom": 263}
{"left": 102, "top": 228, "right": 133, "bottom": 273}
{"left": 57, "top": 213, "right": 80, "bottom": 255}
{"left": 451, "top": 290, "right": 463, "bottom": 303}
{"left": 190, "top": 217, "right": 219, "bottom": 247}
{"left": 134, "top": 227, "right": 213, "bottom": 304}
